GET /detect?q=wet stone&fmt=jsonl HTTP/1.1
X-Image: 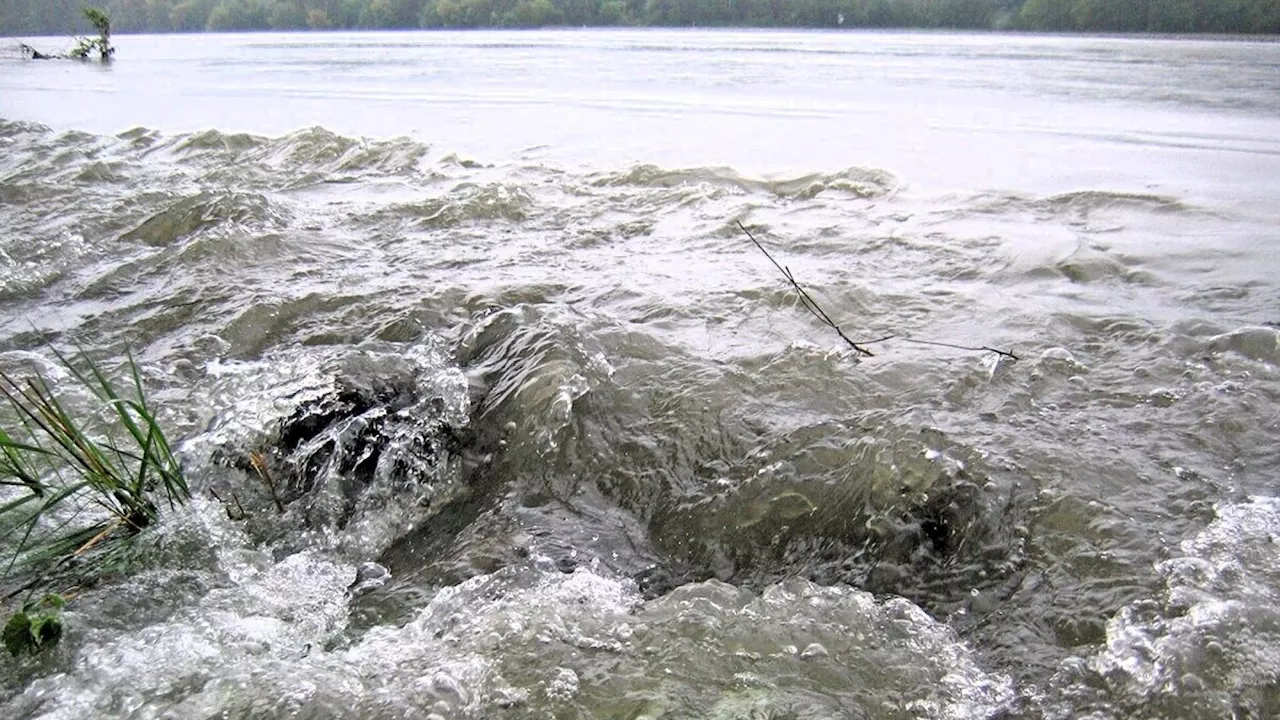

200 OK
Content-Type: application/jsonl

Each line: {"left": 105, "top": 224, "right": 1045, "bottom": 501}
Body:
{"left": 799, "top": 642, "right": 830, "bottom": 659}
{"left": 346, "top": 561, "right": 391, "bottom": 599}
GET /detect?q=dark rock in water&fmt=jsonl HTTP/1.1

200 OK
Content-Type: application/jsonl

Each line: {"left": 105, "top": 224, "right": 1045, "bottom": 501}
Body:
{"left": 212, "top": 370, "right": 465, "bottom": 535}
{"left": 347, "top": 562, "right": 391, "bottom": 599}
{"left": 367, "top": 307, "right": 675, "bottom": 592}
{"left": 19, "top": 43, "right": 55, "bottom": 60}
{"left": 632, "top": 564, "right": 681, "bottom": 598}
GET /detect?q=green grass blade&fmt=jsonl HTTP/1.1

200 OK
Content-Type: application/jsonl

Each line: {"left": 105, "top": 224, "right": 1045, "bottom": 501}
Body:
{"left": 131, "top": 402, "right": 187, "bottom": 507}
{"left": 1, "top": 482, "right": 92, "bottom": 581}
{"left": 0, "top": 432, "right": 48, "bottom": 497}
{"left": 22, "top": 378, "right": 128, "bottom": 502}
{"left": 58, "top": 343, "right": 149, "bottom": 453}
{"left": 3, "top": 377, "right": 107, "bottom": 486}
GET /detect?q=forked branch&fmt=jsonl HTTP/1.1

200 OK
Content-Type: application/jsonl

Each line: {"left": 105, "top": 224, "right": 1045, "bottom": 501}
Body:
{"left": 738, "top": 221, "right": 1018, "bottom": 362}
{"left": 738, "top": 222, "right": 876, "bottom": 357}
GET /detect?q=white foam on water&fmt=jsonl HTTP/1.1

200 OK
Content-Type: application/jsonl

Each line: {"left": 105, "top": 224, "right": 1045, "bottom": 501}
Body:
{"left": 1046, "top": 496, "right": 1280, "bottom": 719}
{"left": 5, "top": 498, "right": 354, "bottom": 720}
{"left": 4, "top": 506, "right": 1014, "bottom": 720}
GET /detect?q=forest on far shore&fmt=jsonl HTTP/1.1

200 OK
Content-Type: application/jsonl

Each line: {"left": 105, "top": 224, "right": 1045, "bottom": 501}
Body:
{"left": 3, "top": 0, "right": 1278, "bottom": 37}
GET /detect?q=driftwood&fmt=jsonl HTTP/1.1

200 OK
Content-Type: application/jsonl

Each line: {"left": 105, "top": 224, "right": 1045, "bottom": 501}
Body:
{"left": 738, "top": 221, "right": 1018, "bottom": 362}
{"left": 19, "top": 43, "right": 55, "bottom": 60}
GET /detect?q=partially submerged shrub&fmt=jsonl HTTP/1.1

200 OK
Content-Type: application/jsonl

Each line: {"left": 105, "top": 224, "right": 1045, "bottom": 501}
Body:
{"left": 70, "top": 8, "right": 114, "bottom": 63}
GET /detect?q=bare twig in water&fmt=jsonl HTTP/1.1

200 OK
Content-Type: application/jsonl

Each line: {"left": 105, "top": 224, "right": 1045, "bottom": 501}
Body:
{"left": 737, "top": 221, "right": 875, "bottom": 357}
{"left": 72, "top": 520, "right": 123, "bottom": 558}
{"left": 208, "top": 488, "right": 247, "bottom": 521}
{"left": 249, "top": 451, "right": 285, "bottom": 514}
{"left": 737, "top": 221, "right": 1018, "bottom": 362}
{"left": 890, "top": 337, "right": 1019, "bottom": 361}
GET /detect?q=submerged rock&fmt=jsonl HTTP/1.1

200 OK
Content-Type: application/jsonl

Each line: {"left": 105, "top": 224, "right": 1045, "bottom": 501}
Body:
{"left": 347, "top": 562, "right": 391, "bottom": 599}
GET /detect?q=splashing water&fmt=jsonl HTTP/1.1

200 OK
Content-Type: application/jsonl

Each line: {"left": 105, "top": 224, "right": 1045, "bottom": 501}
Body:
{"left": 3, "top": 30, "right": 1280, "bottom": 720}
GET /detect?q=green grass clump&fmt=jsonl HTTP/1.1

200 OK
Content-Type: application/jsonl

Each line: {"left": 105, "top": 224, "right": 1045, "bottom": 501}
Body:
{"left": 0, "top": 346, "right": 188, "bottom": 633}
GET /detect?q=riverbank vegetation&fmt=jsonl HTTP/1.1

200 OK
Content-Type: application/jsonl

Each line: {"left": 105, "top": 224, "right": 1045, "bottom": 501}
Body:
{"left": 2, "top": 0, "right": 1278, "bottom": 35}
{"left": 1, "top": 348, "right": 189, "bottom": 654}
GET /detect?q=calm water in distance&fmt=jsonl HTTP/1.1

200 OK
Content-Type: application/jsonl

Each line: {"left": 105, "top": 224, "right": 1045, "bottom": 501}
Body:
{"left": 3, "top": 29, "right": 1279, "bottom": 204}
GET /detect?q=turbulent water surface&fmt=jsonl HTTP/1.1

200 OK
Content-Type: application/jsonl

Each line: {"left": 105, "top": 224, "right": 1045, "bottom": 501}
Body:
{"left": 1, "top": 29, "right": 1279, "bottom": 719}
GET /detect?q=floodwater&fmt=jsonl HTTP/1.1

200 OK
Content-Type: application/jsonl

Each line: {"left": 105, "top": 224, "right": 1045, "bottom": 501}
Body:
{"left": 1, "top": 29, "right": 1278, "bottom": 719}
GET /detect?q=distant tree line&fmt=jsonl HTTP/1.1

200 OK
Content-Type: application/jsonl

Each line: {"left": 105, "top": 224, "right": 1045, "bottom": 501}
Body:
{"left": 2, "top": 0, "right": 1278, "bottom": 35}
